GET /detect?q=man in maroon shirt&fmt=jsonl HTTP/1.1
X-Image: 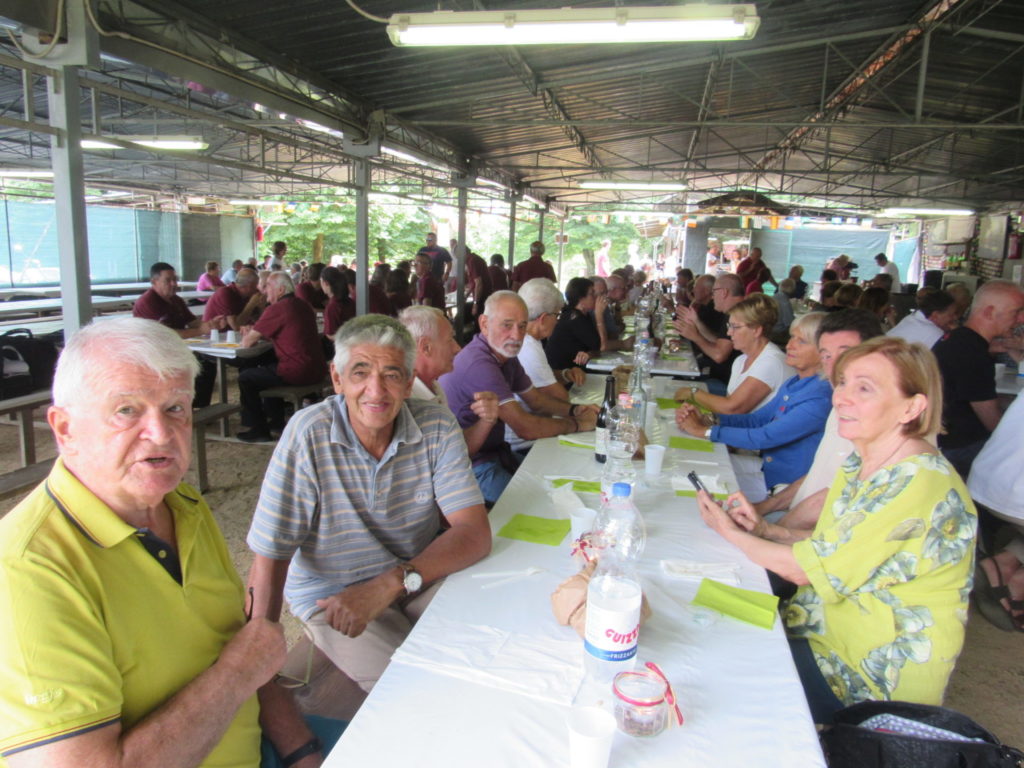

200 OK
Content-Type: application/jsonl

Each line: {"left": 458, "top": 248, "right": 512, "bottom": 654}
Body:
{"left": 133, "top": 262, "right": 225, "bottom": 407}
{"left": 511, "top": 241, "right": 556, "bottom": 290}
{"left": 465, "top": 251, "right": 493, "bottom": 327}
{"left": 488, "top": 254, "right": 510, "bottom": 292}
{"left": 414, "top": 253, "right": 446, "bottom": 310}
{"left": 237, "top": 272, "right": 328, "bottom": 442}
{"left": 202, "top": 267, "right": 261, "bottom": 329}
{"left": 294, "top": 263, "right": 328, "bottom": 310}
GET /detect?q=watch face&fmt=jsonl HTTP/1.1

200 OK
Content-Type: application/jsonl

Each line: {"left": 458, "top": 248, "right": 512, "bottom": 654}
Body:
{"left": 404, "top": 570, "right": 423, "bottom": 593}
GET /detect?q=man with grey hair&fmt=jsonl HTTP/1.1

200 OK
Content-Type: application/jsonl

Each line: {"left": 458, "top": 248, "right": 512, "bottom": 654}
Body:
{"left": 933, "top": 278, "right": 1024, "bottom": 476}
{"left": 441, "top": 290, "right": 598, "bottom": 503}
{"left": 246, "top": 314, "right": 490, "bottom": 698}
{"left": 0, "top": 317, "right": 345, "bottom": 766}
{"left": 203, "top": 266, "right": 261, "bottom": 330}
{"left": 511, "top": 240, "right": 556, "bottom": 290}
{"left": 399, "top": 304, "right": 499, "bottom": 457}
{"left": 237, "top": 271, "right": 327, "bottom": 442}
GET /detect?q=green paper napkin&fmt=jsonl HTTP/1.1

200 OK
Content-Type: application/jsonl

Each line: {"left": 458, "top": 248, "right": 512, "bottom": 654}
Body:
{"left": 669, "top": 435, "right": 715, "bottom": 453}
{"left": 558, "top": 436, "right": 593, "bottom": 449}
{"left": 675, "top": 489, "right": 729, "bottom": 501}
{"left": 496, "top": 514, "right": 571, "bottom": 546}
{"left": 656, "top": 397, "right": 680, "bottom": 410}
{"left": 660, "top": 352, "right": 689, "bottom": 361}
{"left": 691, "top": 578, "right": 779, "bottom": 629}
{"left": 551, "top": 478, "right": 602, "bottom": 494}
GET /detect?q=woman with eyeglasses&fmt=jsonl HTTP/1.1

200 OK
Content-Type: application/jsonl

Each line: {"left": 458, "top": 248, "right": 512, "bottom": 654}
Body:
{"left": 674, "top": 293, "right": 792, "bottom": 416}
{"left": 544, "top": 276, "right": 608, "bottom": 374}
{"left": 676, "top": 312, "right": 832, "bottom": 501}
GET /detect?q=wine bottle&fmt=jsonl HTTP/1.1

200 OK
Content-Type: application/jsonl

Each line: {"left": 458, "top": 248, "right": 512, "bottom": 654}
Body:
{"left": 594, "top": 375, "right": 616, "bottom": 463}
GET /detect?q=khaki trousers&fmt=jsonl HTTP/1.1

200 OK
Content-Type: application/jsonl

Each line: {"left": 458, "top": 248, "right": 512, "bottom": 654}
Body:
{"left": 305, "top": 580, "right": 442, "bottom": 693}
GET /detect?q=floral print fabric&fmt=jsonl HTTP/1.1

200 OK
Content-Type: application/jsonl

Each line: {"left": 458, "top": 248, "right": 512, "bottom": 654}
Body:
{"left": 785, "top": 452, "right": 976, "bottom": 706}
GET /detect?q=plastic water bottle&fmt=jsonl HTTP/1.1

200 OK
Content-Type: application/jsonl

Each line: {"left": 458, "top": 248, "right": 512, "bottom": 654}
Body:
{"left": 584, "top": 483, "right": 645, "bottom": 683}
{"left": 601, "top": 395, "right": 638, "bottom": 501}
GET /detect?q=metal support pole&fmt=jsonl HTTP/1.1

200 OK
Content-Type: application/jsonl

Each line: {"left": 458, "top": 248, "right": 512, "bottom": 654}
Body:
{"left": 914, "top": 31, "right": 930, "bottom": 123}
{"left": 456, "top": 187, "right": 468, "bottom": 339}
{"left": 47, "top": 65, "right": 92, "bottom": 336}
{"left": 354, "top": 158, "right": 369, "bottom": 316}
{"left": 507, "top": 198, "right": 517, "bottom": 267}
{"left": 556, "top": 217, "right": 565, "bottom": 285}
{"left": 538, "top": 207, "right": 545, "bottom": 243}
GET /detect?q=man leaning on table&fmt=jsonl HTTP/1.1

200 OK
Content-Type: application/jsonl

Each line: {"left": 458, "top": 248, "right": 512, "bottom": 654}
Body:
{"left": 246, "top": 314, "right": 491, "bottom": 697}
{"left": 440, "top": 291, "right": 598, "bottom": 505}
{"left": 133, "top": 261, "right": 225, "bottom": 408}
{"left": 0, "top": 317, "right": 343, "bottom": 768}
{"left": 203, "top": 266, "right": 263, "bottom": 331}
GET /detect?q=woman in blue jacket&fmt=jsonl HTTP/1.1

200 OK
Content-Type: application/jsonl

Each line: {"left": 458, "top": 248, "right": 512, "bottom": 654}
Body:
{"left": 676, "top": 312, "right": 831, "bottom": 500}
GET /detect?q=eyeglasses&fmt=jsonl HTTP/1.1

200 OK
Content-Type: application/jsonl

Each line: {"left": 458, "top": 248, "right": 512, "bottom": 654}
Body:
{"left": 712, "top": 287, "right": 729, "bottom": 294}
{"left": 727, "top": 322, "right": 749, "bottom": 331}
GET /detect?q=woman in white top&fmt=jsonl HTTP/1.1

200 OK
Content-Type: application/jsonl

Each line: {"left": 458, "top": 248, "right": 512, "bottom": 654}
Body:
{"left": 676, "top": 293, "right": 793, "bottom": 414}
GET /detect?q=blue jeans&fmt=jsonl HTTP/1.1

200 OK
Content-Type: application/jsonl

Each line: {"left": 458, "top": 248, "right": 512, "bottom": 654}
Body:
{"left": 260, "top": 715, "right": 347, "bottom": 767}
{"left": 473, "top": 456, "right": 520, "bottom": 505}
{"left": 788, "top": 638, "right": 844, "bottom": 724}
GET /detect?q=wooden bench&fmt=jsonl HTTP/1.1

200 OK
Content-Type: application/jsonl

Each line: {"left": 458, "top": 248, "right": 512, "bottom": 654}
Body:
{"left": 258, "top": 379, "right": 333, "bottom": 414}
{"left": 191, "top": 402, "right": 241, "bottom": 493}
{"left": 0, "top": 389, "right": 53, "bottom": 466}
{"left": 0, "top": 457, "right": 55, "bottom": 501}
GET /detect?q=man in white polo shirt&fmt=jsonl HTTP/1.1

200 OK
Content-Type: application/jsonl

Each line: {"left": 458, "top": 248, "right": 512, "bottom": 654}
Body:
{"left": 246, "top": 315, "right": 491, "bottom": 695}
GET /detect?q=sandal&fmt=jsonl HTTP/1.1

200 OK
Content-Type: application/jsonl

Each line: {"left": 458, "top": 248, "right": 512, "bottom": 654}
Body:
{"left": 973, "top": 560, "right": 1023, "bottom": 632}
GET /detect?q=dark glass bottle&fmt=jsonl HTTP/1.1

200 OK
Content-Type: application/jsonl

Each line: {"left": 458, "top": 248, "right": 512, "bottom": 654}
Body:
{"left": 594, "top": 375, "right": 616, "bottom": 463}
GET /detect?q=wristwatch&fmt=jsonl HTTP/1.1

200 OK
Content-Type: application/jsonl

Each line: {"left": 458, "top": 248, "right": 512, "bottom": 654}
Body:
{"left": 704, "top": 427, "right": 713, "bottom": 439}
{"left": 397, "top": 562, "right": 423, "bottom": 595}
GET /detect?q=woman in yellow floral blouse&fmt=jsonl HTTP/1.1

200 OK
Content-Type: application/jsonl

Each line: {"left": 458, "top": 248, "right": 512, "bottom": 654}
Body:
{"left": 696, "top": 336, "right": 976, "bottom": 723}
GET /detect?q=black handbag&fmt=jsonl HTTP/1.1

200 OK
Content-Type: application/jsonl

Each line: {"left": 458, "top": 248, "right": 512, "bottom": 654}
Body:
{"left": 821, "top": 701, "right": 1024, "bottom": 768}
{"left": 0, "top": 328, "right": 58, "bottom": 391}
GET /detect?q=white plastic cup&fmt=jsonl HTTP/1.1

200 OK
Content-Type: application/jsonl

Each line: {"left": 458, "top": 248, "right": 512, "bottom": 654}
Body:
{"left": 569, "top": 507, "right": 597, "bottom": 544}
{"left": 644, "top": 444, "right": 667, "bottom": 477}
{"left": 226, "top": 329, "right": 237, "bottom": 344}
{"left": 994, "top": 362, "right": 1007, "bottom": 379}
{"left": 567, "top": 706, "right": 616, "bottom": 768}
{"left": 209, "top": 328, "right": 220, "bottom": 343}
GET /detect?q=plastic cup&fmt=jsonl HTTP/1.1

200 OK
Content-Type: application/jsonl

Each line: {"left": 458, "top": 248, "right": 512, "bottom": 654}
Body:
{"left": 210, "top": 328, "right": 220, "bottom": 342}
{"left": 645, "top": 444, "right": 667, "bottom": 477}
{"left": 226, "top": 329, "right": 237, "bottom": 344}
{"left": 567, "top": 706, "right": 616, "bottom": 768}
{"left": 569, "top": 507, "right": 597, "bottom": 544}
{"left": 994, "top": 362, "right": 1007, "bottom": 378}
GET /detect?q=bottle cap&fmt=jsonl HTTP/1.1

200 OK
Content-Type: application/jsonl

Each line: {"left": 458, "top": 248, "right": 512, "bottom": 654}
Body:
{"left": 612, "top": 482, "right": 631, "bottom": 497}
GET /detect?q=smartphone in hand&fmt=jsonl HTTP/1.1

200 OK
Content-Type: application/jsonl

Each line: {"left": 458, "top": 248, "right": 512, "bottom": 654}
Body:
{"left": 687, "top": 471, "right": 707, "bottom": 494}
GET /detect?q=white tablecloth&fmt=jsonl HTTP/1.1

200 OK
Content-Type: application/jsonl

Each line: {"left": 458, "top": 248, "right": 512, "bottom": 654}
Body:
{"left": 587, "top": 349, "right": 700, "bottom": 378}
{"left": 325, "top": 423, "right": 824, "bottom": 767}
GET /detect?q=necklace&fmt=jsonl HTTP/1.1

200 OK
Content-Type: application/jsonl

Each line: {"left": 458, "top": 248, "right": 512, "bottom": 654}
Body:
{"left": 860, "top": 437, "right": 910, "bottom": 480}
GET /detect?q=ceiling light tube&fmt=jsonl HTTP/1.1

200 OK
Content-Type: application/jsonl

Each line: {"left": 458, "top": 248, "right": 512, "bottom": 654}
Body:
{"left": 0, "top": 169, "right": 54, "bottom": 178}
{"left": 387, "top": 4, "right": 759, "bottom": 46}
{"left": 129, "top": 136, "right": 209, "bottom": 150}
{"left": 578, "top": 181, "right": 687, "bottom": 191}
{"left": 881, "top": 207, "right": 974, "bottom": 217}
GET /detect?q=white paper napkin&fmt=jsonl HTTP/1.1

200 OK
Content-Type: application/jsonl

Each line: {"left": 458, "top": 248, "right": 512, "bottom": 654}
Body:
{"left": 391, "top": 619, "right": 585, "bottom": 705}
{"left": 660, "top": 559, "right": 741, "bottom": 586}
{"left": 670, "top": 473, "right": 729, "bottom": 494}
{"left": 548, "top": 481, "right": 587, "bottom": 513}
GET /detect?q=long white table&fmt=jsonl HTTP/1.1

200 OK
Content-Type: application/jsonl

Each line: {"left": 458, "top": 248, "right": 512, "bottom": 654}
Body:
{"left": 0, "top": 295, "right": 135, "bottom": 319}
{"left": 325, "top": 399, "right": 824, "bottom": 767}
{"left": 586, "top": 348, "right": 700, "bottom": 379}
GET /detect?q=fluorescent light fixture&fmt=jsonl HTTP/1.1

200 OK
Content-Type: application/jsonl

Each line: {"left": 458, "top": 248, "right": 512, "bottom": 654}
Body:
{"left": 881, "top": 207, "right": 974, "bottom": 217}
{"left": 578, "top": 180, "right": 687, "bottom": 191}
{"left": 129, "top": 136, "right": 208, "bottom": 150}
{"left": 82, "top": 139, "right": 123, "bottom": 149}
{"left": 0, "top": 169, "right": 53, "bottom": 178}
{"left": 381, "top": 144, "right": 450, "bottom": 172}
{"left": 387, "top": 4, "right": 759, "bottom": 46}
{"left": 478, "top": 177, "right": 508, "bottom": 191}
{"left": 522, "top": 194, "right": 545, "bottom": 208}
{"left": 228, "top": 199, "right": 284, "bottom": 206}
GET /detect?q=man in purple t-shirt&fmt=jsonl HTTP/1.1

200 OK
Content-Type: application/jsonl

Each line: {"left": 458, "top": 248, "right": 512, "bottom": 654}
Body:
{"left": 133, "top": 261, "right": 225, "bottom": 407}
{"left": 237, "top": 272, "right": 327, "bottom": 442}
{"left": 416, "top": 233, "right": 452, "bottom": 283}
{"left": 439, "top": 291, "right": 598, "bottom": 504}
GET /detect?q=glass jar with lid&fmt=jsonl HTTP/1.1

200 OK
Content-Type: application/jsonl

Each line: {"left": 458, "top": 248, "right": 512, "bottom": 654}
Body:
{"left": 612, "top": 669, "right": 669, "bottom": 737}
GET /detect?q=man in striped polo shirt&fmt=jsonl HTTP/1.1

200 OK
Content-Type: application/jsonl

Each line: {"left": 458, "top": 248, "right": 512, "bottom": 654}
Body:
{"left": 246, "top": 314, "right": 491, "bottom": 700}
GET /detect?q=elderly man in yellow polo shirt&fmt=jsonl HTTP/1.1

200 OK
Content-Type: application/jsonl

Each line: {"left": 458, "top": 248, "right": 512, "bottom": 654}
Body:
{"left": 0, "top": 317, "right": 343, "bottom": 768}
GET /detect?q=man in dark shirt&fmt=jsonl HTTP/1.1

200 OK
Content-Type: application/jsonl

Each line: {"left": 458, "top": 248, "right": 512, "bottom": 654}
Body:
{"left": 933, "top": 279, "right": 1024, "bottom": 477}
{"left": 511, "top": 241, "right": 556, "bottom": 290}
{"left": 488, "top": 254, "right": 510, "bottom": 292}
{"left": 133, "top": 261, "right": 224, "bottom": 407}
{"left": 673, "top": 272, "right": 743, "bottom": 393}
{"left": 414, "top": 253, "right": 446, "bottom": 310}
{"left": 416, "top": 233, "right": 452, "bottom": 283}
{"left": 465, "top": 251, "right": 493, "bottom": 326}
{"left": 203, "top": 267, "right": 261, "bottom": 329}
{"left": 237, "top": 272, "right": 328, "bottom": 442}
{"left": 294, "top": 262, "right": 328, "bottom": 310}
